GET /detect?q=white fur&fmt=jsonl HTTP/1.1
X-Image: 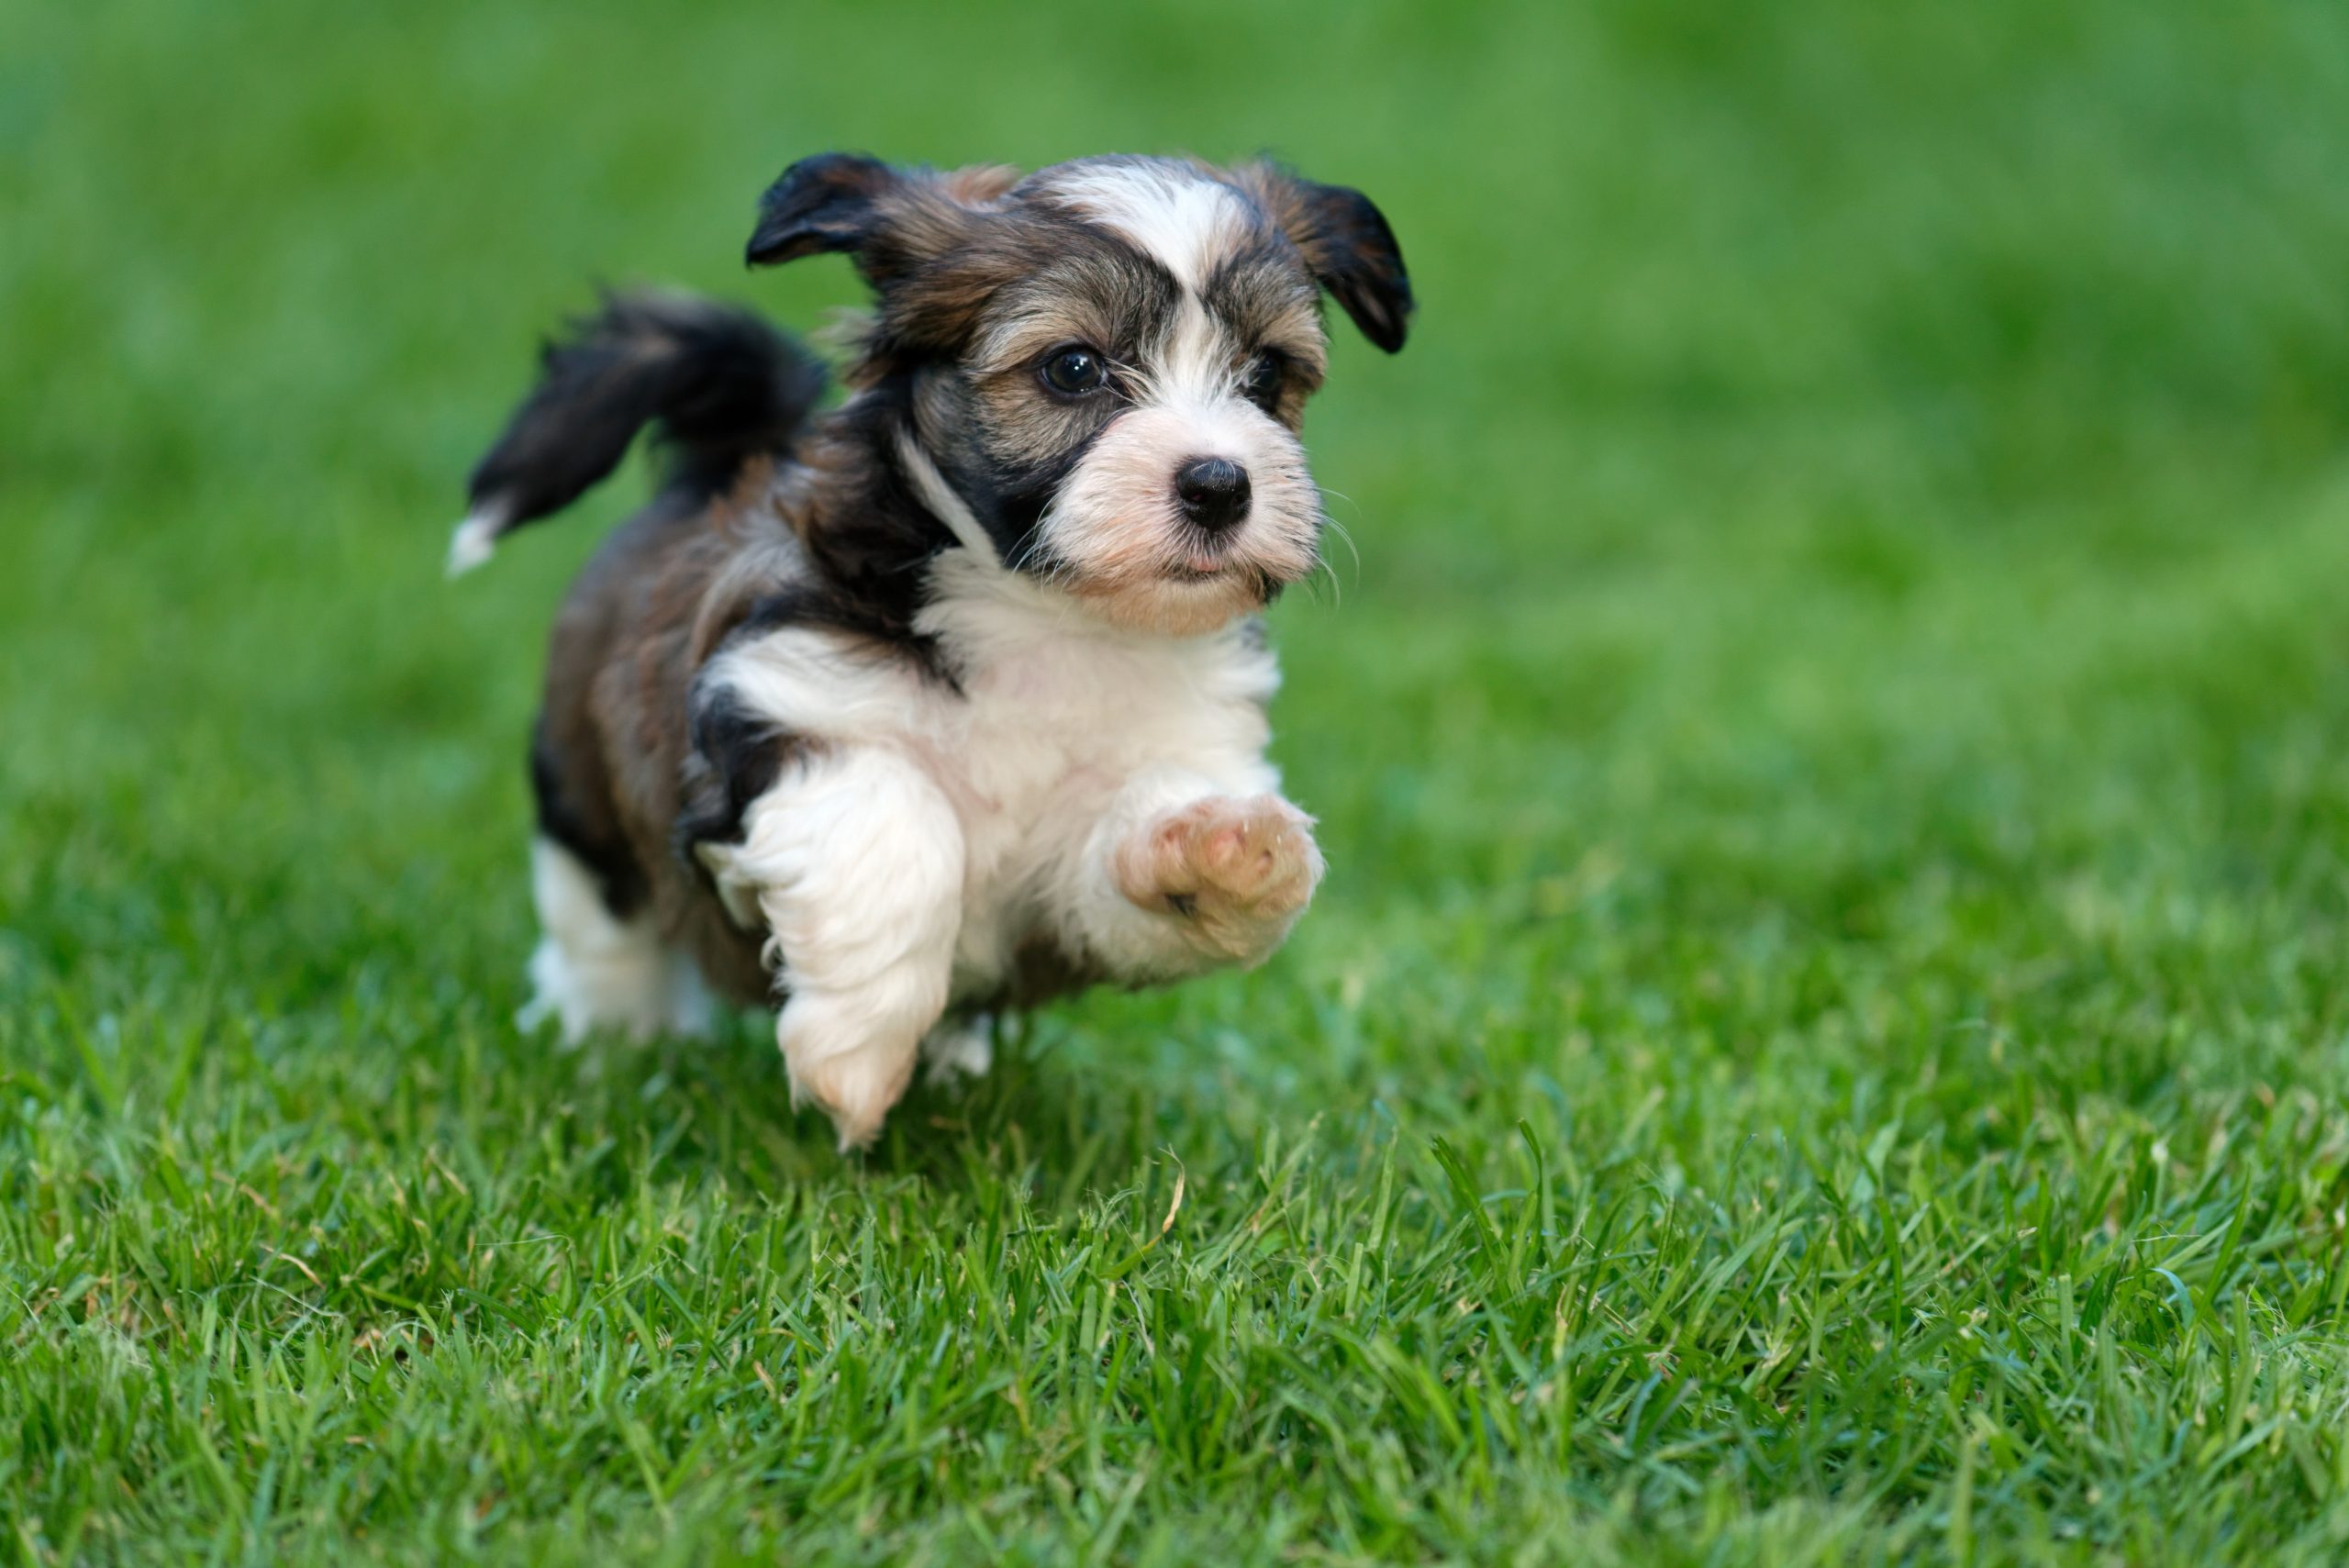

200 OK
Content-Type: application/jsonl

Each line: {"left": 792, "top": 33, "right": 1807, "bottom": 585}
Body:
{"left": 444, "top": 508, "right": 506, "bottom": 578}
{"left": 895, "top": 428, "right": 1002, "bottom": 565}
{"left": 921, "top": 1015, "right": 995, "bottom": 1085}
{"left": 705, "top": 746, "right": 965, "bottom": 1150}
{"left": 520, "top": 838, "right": 714, "bottom": 1042}
{"left": 907, "top": 553, "right": 1286, "bottom": 986}
{"left": 1050, "top": 162, "right": 1249, "bottom": 293}
{"left": 1040, "top": 396, "right": 1320, "bottom": 629}
{"left": 697, "top": 542, "right": 1295, "bottom": 1141}
{"left": 1051, "top": 160, "right": 1253, "bottom": 406}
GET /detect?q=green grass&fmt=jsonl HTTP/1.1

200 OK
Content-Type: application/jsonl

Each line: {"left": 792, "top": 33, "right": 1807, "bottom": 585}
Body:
{"left": 8, "top": 0, "right": 2349, "bottom": 1561}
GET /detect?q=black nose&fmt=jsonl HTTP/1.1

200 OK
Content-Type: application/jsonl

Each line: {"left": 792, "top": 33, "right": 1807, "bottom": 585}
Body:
{"left": 1173, "top": 457, "right": 1252, "bottom": 532}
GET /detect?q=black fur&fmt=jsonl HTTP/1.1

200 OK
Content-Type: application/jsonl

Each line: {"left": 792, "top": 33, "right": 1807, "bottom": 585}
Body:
{"left": 745, "top": 152, "right": 905, "bottom": 272}
{"left": 800, "top": 372, "right": 962, "bottom": 606}
{"left": 1238, "top": 165, "right": 1413, "bottom": 353}
{"left": 675, "top": 571, "right": 960, "bottom": 870}
{"left": 465, "top": 293, "right": 827, "bottom": 547}
{"left": 671, "top": 568, "right": 977, "bottom": 868}
{"left": 674, "top": 684, "right": 792, "bottom": 861}
{"left": 725, "top": 578, "right": 952, "bottom": 685}
{"left": 929, "top": 415, "right": 1112, "bottom": 573}
{"left": 529, "top": 717, "right": 649, "bottom": 917}
{"left": 1294, "top": 180, "right": 1413, "bottom": 353}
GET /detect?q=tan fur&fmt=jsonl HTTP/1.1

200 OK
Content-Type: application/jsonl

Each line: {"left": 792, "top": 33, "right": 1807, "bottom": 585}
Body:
{"left": 538, "top": 488, "right": 801, "bottom": 1006}
{"left": 1112, "top": 794, "right": 1323, "bottom": 962}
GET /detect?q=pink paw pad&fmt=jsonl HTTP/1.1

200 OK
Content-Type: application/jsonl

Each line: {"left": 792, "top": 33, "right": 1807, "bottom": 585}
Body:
{"left": 1118, "top": 795, "right": 1324, "bottom": 960}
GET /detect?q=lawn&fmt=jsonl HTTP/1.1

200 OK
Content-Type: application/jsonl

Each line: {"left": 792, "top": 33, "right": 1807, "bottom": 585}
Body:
{"left": 7, "top": 0, "right": 2349, "bottom": 1561}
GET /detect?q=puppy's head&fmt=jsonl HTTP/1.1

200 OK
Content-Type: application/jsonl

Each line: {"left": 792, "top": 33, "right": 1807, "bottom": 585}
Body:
{"left": 748, "top": 152, "right": 1411, "bottom": 635}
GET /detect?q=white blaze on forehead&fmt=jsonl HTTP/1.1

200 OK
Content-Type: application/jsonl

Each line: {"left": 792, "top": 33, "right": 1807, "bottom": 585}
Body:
{"left": 1051, "top": 162, "right": 1255, "bottom": 404}
{"left": 1050, "top": 162, "right": 1250, "bottom": 293}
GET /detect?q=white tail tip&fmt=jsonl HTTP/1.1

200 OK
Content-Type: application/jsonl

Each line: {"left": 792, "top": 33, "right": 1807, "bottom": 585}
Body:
{"left": 445, "top": 510, "right": 505, "bottom": 578}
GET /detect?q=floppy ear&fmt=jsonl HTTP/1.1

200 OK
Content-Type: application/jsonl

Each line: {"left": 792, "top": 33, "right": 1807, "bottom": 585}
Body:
{"left": 746, "top": 152, "right": 903, "bottom": 269}
{"left": 1235, "top": 163, "right": 1414, "bottom": 352}
{"left": 746, "top": 153, "right": 1018, "bottom": 284}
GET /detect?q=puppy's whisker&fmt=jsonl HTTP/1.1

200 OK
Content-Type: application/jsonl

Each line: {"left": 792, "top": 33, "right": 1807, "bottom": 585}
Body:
{"left": 1295, "top": 544, "right": 1343, "bottom": 610}
{"left": 1006, "top": 522, "right": 1053, "bottom": 574}
{"left": 1317, "top": 511, "right": 1363, "bottom": 584}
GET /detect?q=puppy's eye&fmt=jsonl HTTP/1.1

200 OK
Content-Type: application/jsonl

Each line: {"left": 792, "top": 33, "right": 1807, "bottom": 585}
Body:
{"left": 1242, "top": 353, "right": 1284, "bottom": 409}
{"left": 1040, "top": 346, "right": 1108, "bottom": 396}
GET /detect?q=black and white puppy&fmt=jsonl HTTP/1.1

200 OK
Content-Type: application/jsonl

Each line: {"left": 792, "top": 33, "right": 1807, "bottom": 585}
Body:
{"left": 452, "top": 152, "right": 1411, "bottom": 1147}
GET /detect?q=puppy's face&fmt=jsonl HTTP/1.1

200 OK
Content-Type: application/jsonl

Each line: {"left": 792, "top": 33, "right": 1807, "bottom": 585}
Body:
{"left": 749, "top": 154, "right": 1412, "bottom": 635}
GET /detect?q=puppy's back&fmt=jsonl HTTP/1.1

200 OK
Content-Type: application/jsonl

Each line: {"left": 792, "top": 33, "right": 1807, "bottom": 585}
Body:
{"left": 460, "top": 293, "right": 829, "bottom": 1002}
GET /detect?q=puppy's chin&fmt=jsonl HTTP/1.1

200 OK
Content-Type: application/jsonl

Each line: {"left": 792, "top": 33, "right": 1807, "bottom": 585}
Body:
{"left": 1066, "top": 564, "right": 1279, "bottom": 637}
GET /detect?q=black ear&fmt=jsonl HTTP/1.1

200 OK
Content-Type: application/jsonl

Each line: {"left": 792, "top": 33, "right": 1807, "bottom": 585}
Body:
{"left": 1239, "top": 165, "right": 1414, "bottom": 352}
{"left": 1295, "top": 180, "right": 1413, "bottom": 352}
{"left": 745, "top": 152, "right": 904, "bottom": 269}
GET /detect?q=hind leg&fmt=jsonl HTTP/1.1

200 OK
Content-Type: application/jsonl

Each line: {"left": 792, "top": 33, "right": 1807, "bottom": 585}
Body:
{"left": 519, "top": 838, "right": 714, "bottom": 1042}
{"left": 921, "top": 1013, "right": 994, "bottom": 1086}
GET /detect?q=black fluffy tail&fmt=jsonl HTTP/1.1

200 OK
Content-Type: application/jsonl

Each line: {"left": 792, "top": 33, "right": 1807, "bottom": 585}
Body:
{"left": 448, "top": 292, "right": 826, "bottom": 574}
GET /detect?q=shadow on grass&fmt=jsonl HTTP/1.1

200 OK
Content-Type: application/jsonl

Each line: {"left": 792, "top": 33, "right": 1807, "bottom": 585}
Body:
{"left": 538, "top": 1006, "right": 1179, "bottom": 1210}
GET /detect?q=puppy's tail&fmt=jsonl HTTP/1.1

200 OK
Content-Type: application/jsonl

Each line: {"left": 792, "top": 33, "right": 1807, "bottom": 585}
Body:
{"left": 447, "top": 291, "right": 826, "bottom": 575}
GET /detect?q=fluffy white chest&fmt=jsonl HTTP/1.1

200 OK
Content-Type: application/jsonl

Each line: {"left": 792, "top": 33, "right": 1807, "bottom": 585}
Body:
{"left": 708, "top": 551, "right": 1283, "bottom": 991}
{"left": 928, "top": 595, "right": 1278, "bottom": 980}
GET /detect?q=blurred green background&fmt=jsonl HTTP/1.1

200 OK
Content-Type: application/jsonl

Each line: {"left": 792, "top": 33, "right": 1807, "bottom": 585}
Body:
{"left": 7, "top": 1, "right": 2349, "bottom": 1562}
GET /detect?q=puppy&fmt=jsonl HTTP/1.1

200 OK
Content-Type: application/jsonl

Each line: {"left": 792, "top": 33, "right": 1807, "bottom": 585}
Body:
{"left": 453, "top": 152, "right": 1411, "bottom": 1148}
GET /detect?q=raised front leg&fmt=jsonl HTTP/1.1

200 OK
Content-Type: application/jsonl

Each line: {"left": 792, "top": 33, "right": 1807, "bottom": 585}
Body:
{"left": 1116, "top": 794, "right": 1323, "bottom": 963}
{"left": 704, "top": 746, "right": 964, "bottom": 1150}
{"left": 1052, "top": 770, "right": 1324, "bottom": 982}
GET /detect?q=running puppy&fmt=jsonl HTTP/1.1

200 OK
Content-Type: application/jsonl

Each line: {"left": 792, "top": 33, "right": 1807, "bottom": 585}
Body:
{"left": 454, "top": 152, "right": 1411, "bottom": 1148}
